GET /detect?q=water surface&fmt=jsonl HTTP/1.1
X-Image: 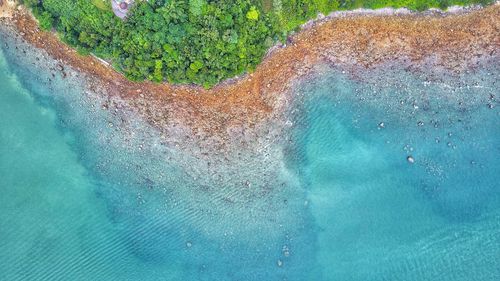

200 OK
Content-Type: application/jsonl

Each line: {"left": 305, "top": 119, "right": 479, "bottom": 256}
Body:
{"left": 0, "top": 31, "right": 499, "bottom": 280}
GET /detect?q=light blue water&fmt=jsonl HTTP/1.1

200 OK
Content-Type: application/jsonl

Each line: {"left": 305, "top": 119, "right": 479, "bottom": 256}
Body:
{"left": 290, "top": 65, "right": 500, "bottom": 280}
{"left": 1, "top": 30, "right": 499, "bottom": 280}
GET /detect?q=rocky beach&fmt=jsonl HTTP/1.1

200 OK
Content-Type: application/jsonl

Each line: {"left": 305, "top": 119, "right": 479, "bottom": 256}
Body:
{"left": 1, "top": 3, "right": 498, "bottom": 149}
{"left": 1, "top": 1, "right": 498, "bottom": 206}
{"left": 0, "top": 2, "right": 499, "bottom": 280}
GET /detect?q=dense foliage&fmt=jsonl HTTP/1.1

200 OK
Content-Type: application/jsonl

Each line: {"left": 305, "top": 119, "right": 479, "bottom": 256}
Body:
{"left": 22, "top": 0, "right": 494, "bottom": 87}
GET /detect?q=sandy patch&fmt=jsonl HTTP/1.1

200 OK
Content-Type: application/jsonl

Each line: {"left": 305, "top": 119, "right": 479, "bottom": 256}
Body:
{"left": 0, "top": 0, "right": 16, "bottom": 19}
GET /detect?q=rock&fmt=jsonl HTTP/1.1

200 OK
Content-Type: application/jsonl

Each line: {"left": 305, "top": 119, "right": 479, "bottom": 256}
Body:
{"left": 407, "top": 156, "right": 415, "bottom": 164}
{"left": 282, "top": 245, "right": 290, "bottom": 257}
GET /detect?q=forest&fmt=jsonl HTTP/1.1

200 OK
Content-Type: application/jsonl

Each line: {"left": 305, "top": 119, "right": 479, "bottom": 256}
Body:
{"left": 22, "top": 0, "right": 494, "bottom": 87}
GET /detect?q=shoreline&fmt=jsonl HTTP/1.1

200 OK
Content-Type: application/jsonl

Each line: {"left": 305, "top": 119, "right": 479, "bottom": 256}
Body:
{"left": 0, "top": 3, "right": 498, "bottom": 146}
{"left": 0, "top": 0, "right": 15, "bottom": 18}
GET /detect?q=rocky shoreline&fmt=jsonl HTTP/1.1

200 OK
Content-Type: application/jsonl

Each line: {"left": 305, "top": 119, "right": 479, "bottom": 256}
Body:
{"left": 0, "top": 3, "right": 498, "bottom": 152}
{"left": 0, "top": 2, "right": 498, "bottom": 238}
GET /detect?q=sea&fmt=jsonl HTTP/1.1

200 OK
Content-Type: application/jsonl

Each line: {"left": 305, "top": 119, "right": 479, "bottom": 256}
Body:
{"left": 0, "top": 25, "right": 499, "bottom": 280}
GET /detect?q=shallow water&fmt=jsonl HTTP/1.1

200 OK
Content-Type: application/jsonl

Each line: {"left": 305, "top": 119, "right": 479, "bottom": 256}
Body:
{"left": 1, "top": 30, "right": 499, "bottom": 280}
{"left": 291, "top": 65, "right": 500, "bottom": 280}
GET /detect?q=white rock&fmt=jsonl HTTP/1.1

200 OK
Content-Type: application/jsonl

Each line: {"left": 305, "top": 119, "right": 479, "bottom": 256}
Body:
{"left": 407, "top": 156, "right": 415, "bottom": 164}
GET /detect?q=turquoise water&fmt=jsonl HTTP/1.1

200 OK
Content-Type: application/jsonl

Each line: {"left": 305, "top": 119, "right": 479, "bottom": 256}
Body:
{"left": 1, "top": 30, "right": 499, "bottom": 280}
{"left": 291, "top": 65, "right": 500, "bottom": 280}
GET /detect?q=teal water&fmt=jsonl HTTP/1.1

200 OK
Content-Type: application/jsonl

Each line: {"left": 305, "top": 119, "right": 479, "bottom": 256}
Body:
{"left": 291, "top": 65, "right": 500, "bottom": 280}
{"left": 1, "top": 30, "right": 499, "bottom": 280}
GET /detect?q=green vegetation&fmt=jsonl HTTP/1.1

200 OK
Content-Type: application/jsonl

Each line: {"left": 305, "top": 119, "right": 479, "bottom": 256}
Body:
{"left": 22, "top": 0, "right": 493, "bottom": 87}
{"left": 91, "top": 0, "right": 111, "bottom": 11}
{"left": 277, "top": 0, "right": 494, "bottom": 30}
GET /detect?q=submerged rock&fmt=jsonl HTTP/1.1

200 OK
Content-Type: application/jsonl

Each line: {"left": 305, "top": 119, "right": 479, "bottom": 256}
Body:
{"left": 407, "top": 155, "right": 415, "bottom": 164}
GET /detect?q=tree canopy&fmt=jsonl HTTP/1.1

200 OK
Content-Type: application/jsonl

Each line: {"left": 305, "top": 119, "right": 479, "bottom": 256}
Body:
{"left": 23, "top": 0, "right": 494, "bottom": 87}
